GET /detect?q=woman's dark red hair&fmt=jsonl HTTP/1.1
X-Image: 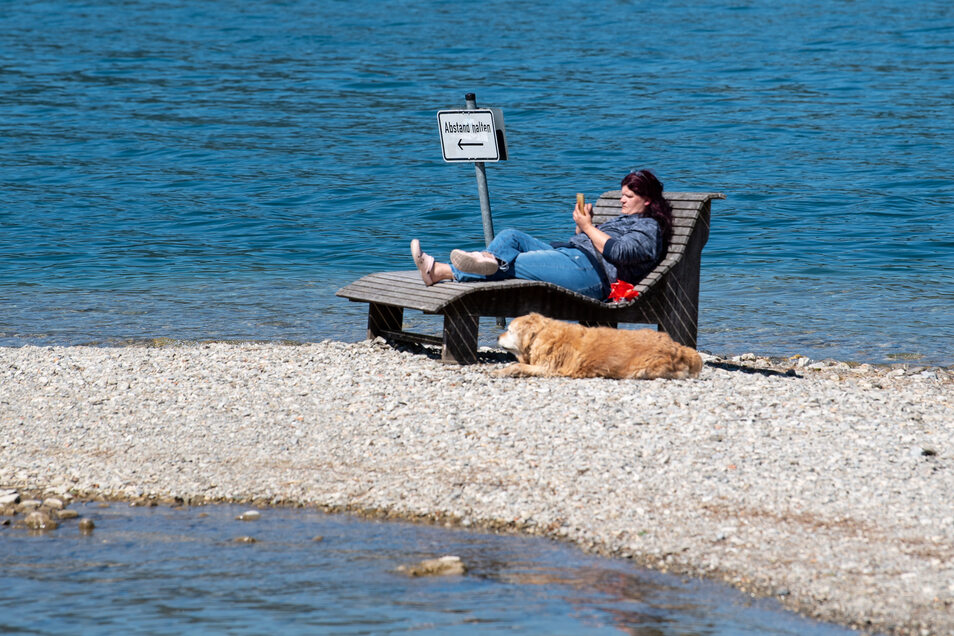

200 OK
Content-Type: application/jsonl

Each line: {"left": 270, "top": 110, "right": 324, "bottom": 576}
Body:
{"left": 621, "top": 169, "right": 673, "bottom": 249}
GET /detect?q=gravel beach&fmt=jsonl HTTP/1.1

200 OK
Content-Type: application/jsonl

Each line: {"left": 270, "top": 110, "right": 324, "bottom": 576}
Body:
{"left": 2, "top": 339, "right": 952, "bottom": 635}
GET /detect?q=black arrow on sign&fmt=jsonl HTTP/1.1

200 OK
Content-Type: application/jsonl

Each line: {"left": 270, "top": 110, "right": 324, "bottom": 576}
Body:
{"left": 458, "top": 139, "right": 484, "bottom": 149}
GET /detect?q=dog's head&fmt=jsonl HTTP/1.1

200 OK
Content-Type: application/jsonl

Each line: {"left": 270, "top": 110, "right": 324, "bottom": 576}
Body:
{"left": 497, "top": 313, "right": 549, "bottom": 362}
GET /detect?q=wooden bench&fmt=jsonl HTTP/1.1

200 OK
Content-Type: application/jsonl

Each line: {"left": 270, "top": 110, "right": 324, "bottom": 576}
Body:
{"left": 336, "top": 190, "right": 724, "bottom": 363}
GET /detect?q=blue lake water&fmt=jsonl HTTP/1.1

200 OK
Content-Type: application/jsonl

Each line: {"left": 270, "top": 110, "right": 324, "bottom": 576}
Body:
{"left": 1, "top": 0, "right": 952, "bottom": 365}
{"left": 0, "top": 502, "right": 857, "bottom": 635}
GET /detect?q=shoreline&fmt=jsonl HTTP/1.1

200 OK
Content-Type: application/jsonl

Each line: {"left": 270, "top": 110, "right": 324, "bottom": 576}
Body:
{"left": 2, "top": 340, "right": 952, "bottom": 635}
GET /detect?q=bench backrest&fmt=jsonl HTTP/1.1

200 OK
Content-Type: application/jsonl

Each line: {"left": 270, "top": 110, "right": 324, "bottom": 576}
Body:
{"left": 591, "top": 190, "right": 723, "bottom": 293}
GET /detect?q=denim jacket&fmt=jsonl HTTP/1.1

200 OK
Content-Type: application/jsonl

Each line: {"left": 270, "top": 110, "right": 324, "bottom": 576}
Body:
{"left": 553, "top": 214, "right": 663, "bottom": 292}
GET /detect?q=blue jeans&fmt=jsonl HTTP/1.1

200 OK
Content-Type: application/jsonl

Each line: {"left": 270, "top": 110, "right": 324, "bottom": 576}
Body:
{"left": 451, "top": 229, "right": 606, "bottom": 300}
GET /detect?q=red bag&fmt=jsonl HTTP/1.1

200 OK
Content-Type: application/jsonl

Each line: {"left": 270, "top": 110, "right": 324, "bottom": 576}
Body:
{"left": 608, "top": 280, "right": 639, "bottom": 302}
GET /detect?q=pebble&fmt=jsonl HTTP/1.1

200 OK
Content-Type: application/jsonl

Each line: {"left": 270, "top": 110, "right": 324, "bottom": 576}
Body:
{"left": 24, "top": 511, "right": 58, "bottom": 531}
{"left": 1, "top": 341, "right": 952, "bottom": 635}
{"left": 42, "top": 497, "right": 64, "bottom": 510}
{"left": 397, "top": 555, "right": 467, "bottom": 577}
{"left": 18, "top": 500, "right": 41, "bottom": 512}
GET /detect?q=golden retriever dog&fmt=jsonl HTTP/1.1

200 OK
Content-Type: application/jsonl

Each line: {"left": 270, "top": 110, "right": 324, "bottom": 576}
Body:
{"left": 495, "top": 313, "right": 702, "bottom": 380}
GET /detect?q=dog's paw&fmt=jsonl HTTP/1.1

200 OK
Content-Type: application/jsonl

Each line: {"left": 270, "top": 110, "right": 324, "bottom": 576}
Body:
{"left": 492, "top": 363, "right": 549, "bottom": 378}
{"left": 492, "top": 364, "right": 521, "bottom": 377}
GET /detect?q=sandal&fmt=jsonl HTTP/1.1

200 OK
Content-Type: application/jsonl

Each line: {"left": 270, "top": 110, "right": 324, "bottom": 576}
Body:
{"left": 410, "top": 239, "right": 436, "bottom": 286}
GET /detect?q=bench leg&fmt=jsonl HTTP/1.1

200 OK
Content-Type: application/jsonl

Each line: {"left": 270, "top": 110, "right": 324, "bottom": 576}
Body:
{"left": 656, "top": 208, "right": 707, "bottom": 350}
{"left": 441, "top": 312, "right": 479, "bottom": 364}
{"left": 656, "top": 279, "right": 699, "bottom": 350}
{"left": 658, "top": 306, "right": 697, "bottom": 350}
{"left": 367, "top": 303, "right": 403, "bottom": 340}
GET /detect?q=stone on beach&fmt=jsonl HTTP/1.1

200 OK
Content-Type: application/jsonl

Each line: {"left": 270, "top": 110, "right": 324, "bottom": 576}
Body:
{"left": 24, "top": 510, "right": 58, "bottom": 531}
{"left": 17, "top": 500, "right": 42, "bottom": 513}
{"left": 42, "top": 497, "right": 65, "bottom": 510}
{"left": 397, "top": 555, "right": 467, "bottom": 577}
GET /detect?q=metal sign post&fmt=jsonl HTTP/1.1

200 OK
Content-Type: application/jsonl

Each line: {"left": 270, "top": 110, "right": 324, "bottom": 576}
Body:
{"left": 466, "top": 93, "right": 495, "bottom": 247}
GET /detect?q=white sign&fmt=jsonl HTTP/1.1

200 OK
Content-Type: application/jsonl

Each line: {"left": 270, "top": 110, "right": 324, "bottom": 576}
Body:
{"left": 437, "top": 109, "right": 504, "bottom": 162}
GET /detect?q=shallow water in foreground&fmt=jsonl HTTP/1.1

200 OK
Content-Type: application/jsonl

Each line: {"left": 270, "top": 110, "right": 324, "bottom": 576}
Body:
{"left": 0, "top": 502, "right": 858, "bottom": 635}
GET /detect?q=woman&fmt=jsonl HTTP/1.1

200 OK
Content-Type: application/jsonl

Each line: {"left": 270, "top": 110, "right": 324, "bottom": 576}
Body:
{"left": 411, "top": 169, "right": 674, "bottom": 300}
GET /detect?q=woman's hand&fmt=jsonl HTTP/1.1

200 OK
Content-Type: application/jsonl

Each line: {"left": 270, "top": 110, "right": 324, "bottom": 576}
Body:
{"left": 573, "top": 202, "right": 610, "bottom": 253}
{"left": 573, "top": 202, "right": 594, "bottom": 233}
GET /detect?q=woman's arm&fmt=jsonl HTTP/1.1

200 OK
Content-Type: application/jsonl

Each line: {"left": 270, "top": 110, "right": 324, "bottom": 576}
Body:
{"left": 601, "top": 220, "right": 660, "bottom": 267}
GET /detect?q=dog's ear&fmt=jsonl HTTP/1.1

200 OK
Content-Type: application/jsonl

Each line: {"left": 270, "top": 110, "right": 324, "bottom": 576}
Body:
{"left": 518, "top": 314, "right": 544, "bottom": 350}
